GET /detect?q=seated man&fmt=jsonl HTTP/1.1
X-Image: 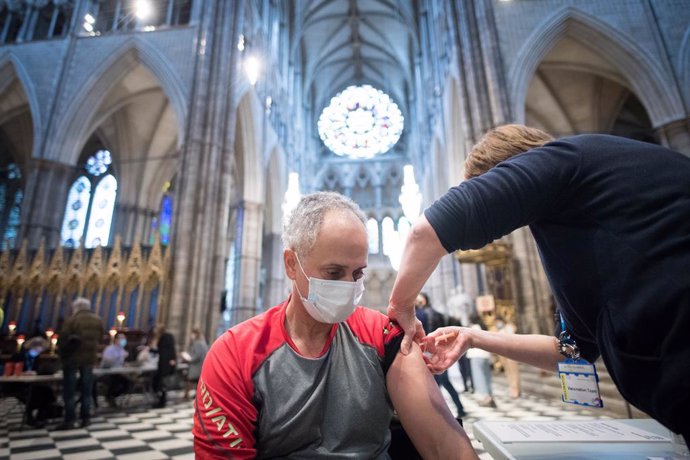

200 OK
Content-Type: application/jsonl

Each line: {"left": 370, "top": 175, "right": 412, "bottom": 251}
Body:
{"left": 193, "top": 192, "right": 477, "bottom": 459}
{"left": 100, "top": 332, "right": 130, "bottom": 407}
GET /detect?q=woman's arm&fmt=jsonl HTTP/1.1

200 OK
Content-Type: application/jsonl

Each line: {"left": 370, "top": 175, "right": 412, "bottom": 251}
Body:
{"left": 388, "top": 215, "right": 448, "bottom": 353}
{"left": 387, "top": 342, "right": 479, "bottom": 460}
{"left": 424, "top": 326, "right": 563, "bottom": 373}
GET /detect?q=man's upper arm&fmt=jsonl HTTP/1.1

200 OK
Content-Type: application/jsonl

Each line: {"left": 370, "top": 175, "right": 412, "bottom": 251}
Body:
{"left": 386, "top": 343, "right": 477, "bottom": 460}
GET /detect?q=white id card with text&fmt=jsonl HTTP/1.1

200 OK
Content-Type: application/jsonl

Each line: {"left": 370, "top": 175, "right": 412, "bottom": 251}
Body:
{"left": 557, "top": 359, "right": 603, "bottom": 408}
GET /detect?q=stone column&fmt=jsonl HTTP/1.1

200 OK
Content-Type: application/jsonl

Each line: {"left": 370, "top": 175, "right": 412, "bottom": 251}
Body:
{"left": 21, "top": 158, "right": 74, "bottom": 248}
{"left": 230, "top": 200, "right": 264, "bottom": 325}
{"left": 167, "top": 0, "right": 244, "bottom": 346}
{"left": 656, "top": 118, "right": 690, "bottom": 155}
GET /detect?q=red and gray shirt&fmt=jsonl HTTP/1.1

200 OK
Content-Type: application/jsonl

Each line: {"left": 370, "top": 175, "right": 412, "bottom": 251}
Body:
{"left": 193, "top": 299, "right": 403, "bottom": 459}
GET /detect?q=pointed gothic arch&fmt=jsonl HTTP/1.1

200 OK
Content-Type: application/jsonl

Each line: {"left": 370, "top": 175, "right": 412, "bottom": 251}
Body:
{"left": 235, "top": 90, "right": 265, "bottom": 203}
{"left": 508, "top": 7, "right": 684, "bottom": 128}
{"left": 0, "top": 55, "right": 39, "bottom": 163}
{"left": 50, "top": 39, "right": 187, "bottom": 164}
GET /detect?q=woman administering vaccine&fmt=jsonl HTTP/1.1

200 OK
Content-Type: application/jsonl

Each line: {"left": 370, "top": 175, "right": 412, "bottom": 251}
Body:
{"left": 387, "top": 124, "right": 690, "bottom": 446}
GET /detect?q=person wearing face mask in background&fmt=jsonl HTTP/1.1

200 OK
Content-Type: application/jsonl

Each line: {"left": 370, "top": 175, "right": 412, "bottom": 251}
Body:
{"left": 99, "top": 332, "right": 131, "bottom": 408}
{"left": 194, "top": 191, "right": 478, "bottom": 460}
{"left": 4, "top": 337, "right": 59, "bottom": 427}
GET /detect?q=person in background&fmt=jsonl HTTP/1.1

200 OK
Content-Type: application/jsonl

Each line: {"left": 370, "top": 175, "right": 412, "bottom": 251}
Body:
{"left": 194, "top": 191, "right": 477, "bottom": 459}
{"left": 4, "top": 337, "right": 57, "bottom": 427}
{"left": 388, "top": 124, "right": 690, "bottom": 445}
{"left": 466, "top": 314, "right": 495, "bottom": 408}
{"left": 151, "top": 323, "right": 176, "bottom": 408}
{"left": 416, "top": 292, "right": 466, "bottom": 418}
{"left": 182, "top": 326, "right": 208, "bottom": 400}
{"left": 100, "top": 332, "right": 130, "bottom": 407}
{"left": 56, "top": 297, "right": 104, "bottom": 429}
{"left": 447, "top": 287, "right": 475, "bottom": 393}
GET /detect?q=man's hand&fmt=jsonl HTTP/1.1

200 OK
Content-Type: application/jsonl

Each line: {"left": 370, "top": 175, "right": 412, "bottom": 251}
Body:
{"left": 387, "top": 305, "right": 425, "bottom": 355}
{"left": 421, "top": 326, "right": 472, "bottom": 374}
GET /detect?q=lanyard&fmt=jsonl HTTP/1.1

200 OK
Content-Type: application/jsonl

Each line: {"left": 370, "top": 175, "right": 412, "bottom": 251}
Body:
{"left": 558, "top": 311, "right": 581, "bottom": 360}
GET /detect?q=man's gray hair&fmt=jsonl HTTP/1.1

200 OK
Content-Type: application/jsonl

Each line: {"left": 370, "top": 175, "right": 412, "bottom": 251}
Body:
{"left": 282, "top": 191, "right": 366, "bottom": 256}
{"left": 72, "top": 297, "right": 91, "bottom": 312}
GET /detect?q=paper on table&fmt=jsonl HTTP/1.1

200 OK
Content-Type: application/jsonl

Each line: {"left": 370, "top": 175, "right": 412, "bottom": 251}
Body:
{"left": 489, "top": 421, "right": 670, "bottom": 443}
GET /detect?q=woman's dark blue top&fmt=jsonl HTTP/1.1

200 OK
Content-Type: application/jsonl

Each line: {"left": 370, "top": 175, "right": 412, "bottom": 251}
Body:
{"left": 425, "top": 134, "right": 690, "bottom": 434}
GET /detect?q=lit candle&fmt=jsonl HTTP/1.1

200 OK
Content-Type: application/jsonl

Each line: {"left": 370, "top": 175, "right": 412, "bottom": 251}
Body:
{"left": 16, "top": 334, "right": 25, "bottom": 351}
{"left": 109, "top": 327, "right": 118, "bottom": 342}
{"left": 50, "top": 334, "right": 59, "bottom": 353}
{"left": 116, "top": 312, "right": 126, "bottom": 328}
{"left": 8, "top": 321, "right": 16, "bottom": 335}
{"left": 45, "top": 328, "right": 54, "bottom": 340}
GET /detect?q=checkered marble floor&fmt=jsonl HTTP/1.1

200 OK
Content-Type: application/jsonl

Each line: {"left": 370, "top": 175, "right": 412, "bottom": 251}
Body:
{"left": 444, "top": 366, "right": 612, "bottom": 459}
{"left": 0, "top": 391, "right": 194, "bottom": 460}
{"left": 0, "top": 371, "right": 615, "bottom": 460}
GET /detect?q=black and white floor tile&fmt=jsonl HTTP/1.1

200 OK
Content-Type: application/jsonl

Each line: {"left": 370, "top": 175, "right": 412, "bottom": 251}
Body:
{"left": 0, "top": 391, "right": 194, "bottom": 460}
{"left": 0, "top": 372, "right": 613, "bottom": 460}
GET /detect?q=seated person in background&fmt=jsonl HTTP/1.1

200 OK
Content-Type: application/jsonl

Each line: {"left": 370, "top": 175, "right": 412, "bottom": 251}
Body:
{"left": 100, "top": 332, "right": 130, "bottom": 407}
{"left": 194, "top": 192, "right": 478, "bottom": 459}
{"left": 4, "top": 337, "right": 58, "bottom": 427}
{"left": 182, "top": 326, "right": 208, "bottom": 400}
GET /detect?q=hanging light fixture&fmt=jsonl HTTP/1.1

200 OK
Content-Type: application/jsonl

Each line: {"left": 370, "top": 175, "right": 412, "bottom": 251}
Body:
{"left": 282, "top": 172, "right": 301, "bottom": 223}
{"left": 399, "top": 165, "right": 422, "bottom": 222}
{"left": 388, "top": 165, "right": 422, "bottom": 271}
{"left": 244, "top": 56, "right": 261, "bottom": 86}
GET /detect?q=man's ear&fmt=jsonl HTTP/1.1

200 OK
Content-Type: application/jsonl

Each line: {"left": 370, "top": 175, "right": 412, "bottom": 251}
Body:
{"left": 284, "top": 249, "right": 297, "bottom": 280}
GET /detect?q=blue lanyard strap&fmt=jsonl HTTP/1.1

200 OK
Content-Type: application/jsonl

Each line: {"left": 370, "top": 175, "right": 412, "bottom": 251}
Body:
{"left": 558, "top": 312, "right": 581, "bottom": 360}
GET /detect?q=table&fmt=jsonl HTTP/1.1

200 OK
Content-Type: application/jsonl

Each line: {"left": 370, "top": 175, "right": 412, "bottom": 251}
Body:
{"left": 473, "top": 418, "right": 678, "bottom": 459}
{"left": 0, "top": 364, "right": 158, "bottom": 428}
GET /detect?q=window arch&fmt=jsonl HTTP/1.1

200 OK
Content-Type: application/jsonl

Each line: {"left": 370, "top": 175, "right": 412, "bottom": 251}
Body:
{"left": 366, "top": 217, "right": 379, "bottom": 254}
{"left": 0, "top": 162, "right": 23, "bottom": 250}
{"left": 60, "top": 149, "right": 117, "bottom": 248}
{"left": 381, "top": 216, "right": 395, "bottom": 256}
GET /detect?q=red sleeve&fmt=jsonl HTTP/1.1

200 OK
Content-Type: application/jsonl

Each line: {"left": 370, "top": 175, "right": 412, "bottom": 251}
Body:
{"left": 193, "top": 330, "right": 257, "bottom": 459}
{"left": 346, "top": 307, "right": 403, "bottom": 357}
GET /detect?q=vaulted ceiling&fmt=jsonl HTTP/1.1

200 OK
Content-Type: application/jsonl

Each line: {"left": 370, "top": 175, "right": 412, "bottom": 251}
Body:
{"left": 294, "top": 0, "right": 419, "bottom": 129}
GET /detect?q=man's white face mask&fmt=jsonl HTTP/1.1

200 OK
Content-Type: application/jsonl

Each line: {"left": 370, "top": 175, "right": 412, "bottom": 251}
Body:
{"left": 293, "top": 254, "right": 365, "bottom": 324}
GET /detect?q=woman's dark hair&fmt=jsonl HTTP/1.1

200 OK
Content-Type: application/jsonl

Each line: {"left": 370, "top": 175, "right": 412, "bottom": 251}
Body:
{"left": 419, "top": 292, "right": 431, "bottom": 308}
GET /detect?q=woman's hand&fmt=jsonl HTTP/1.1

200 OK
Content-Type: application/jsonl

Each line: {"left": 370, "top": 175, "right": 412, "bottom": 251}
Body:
{"left": 421, "top": 326, "right": 473, "bottom": 374}
{"left": 387, "top": 305, "right": 426, "bottom": 355}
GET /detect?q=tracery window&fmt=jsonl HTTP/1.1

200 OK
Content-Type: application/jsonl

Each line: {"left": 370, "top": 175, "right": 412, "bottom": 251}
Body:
{"left": 318, "top": 85, "right": 403, "bottom": 159}
{"left": 0, "top": 162, "right": 23, "bottom": 251}
{"left": 381, "top": 216, "right": 395, "bottom": 256}
{"left": 367, "top": 217, "right": 379, "bottom": 254}
{"left": 60, "top": 150, "right": 118, "bottom": 248}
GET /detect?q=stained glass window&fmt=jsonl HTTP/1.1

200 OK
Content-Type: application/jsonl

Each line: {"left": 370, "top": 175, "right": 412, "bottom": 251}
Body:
{"left": 317, "top": 85, "right": 404, "bottom": 159}
{"left": 60, "top": 149, "right": 117, "bottom": 248}
{"left": 0, "top": 162, "right": 23, "bottom": 251}
{"left": 84, "top": 174, "right": 117, "bottom": 248}
{"left": 159, "top": 193, "right": 172, "bottom": 245}
{"left": 60, "top": 176, "right": 91, "bottom": 247}
{"left": 367, "top": 217, "right": 379, "bottom": 254}
{"left": 86, "top": 149, "right": 112, "bottom": 176}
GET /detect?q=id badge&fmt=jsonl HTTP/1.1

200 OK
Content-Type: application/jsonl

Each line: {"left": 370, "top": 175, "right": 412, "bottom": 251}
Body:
{"left": 557, "top": 359, "right": 603, "bottom": 408}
